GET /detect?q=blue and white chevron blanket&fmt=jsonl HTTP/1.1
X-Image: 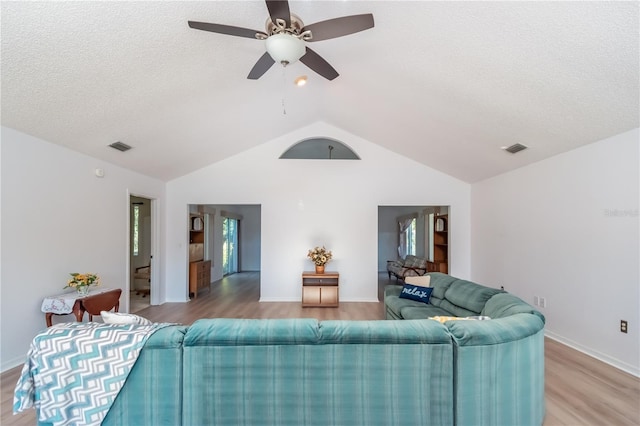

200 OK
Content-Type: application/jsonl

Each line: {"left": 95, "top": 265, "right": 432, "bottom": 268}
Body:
{"left": 13, "top": 321, "right": 171, "bottom": 426}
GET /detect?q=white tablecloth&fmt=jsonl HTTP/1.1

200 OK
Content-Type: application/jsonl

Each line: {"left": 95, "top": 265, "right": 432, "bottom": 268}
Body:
{"left": 41, "top": 287, "right": 115, "bottom": 314}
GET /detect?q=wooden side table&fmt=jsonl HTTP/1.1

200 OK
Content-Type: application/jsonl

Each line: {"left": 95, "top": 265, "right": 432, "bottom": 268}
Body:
{"left": 42, "top": 288, "right": 122, "bottom": 327}
{"left": 302, "top": 271, "right": 339, "bottom": 307}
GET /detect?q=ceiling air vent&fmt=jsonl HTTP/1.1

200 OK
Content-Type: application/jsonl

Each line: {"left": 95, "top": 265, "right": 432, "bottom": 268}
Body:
{"left": 503, "top": 143, "right": 528, "bottom": 154}
{"left": 108, "top": 141, "right": 132, "bottom": 152}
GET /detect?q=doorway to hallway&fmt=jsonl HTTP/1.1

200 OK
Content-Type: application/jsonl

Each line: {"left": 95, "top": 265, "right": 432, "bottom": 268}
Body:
{"left": 130, "top": 195, "right": 153, "bottom": 312}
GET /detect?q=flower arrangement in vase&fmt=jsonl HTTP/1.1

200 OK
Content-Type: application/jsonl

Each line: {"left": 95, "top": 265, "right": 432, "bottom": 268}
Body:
{"left": 65, "top": 273, "right": 100, "bottom": 295}
{"left": 307, "top": 246, "right": 332, "bottom": 274}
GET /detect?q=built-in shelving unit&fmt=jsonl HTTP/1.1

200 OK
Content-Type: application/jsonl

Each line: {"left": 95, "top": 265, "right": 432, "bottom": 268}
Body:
{"left": 188, "top": 213, "right": 210, "bottom": 298}
{"left": 429, "top": 214, "right": 448, "bottom": 273}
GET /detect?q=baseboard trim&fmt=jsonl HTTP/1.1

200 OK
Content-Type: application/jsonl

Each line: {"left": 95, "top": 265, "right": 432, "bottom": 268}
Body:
{"left": 258, "top": 298, "right": 381, "bottom": 303}
{"left": 2, "top": 356, "right": 25, "bottom": 373}
{"left": 545, "top": 330, "right": 639, "bottom": 377}
{"left": 258, "top": 297, "right": 300, "bottom": 302}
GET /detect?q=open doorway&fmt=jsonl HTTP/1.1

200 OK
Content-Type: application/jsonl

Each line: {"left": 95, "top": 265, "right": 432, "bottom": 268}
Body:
{"left": 188, "top": 204, "right": 261, "bottom": 297}
{"left": 378, "top": 205, "right": 450, "bottom": 273}
{"left": 130, "top": 196, "right": 153, "bottom": 313}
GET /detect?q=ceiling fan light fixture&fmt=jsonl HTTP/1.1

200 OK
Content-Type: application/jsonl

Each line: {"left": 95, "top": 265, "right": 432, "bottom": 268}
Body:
{"left": 266, "top": 33, "right": 305, "bottom": 65}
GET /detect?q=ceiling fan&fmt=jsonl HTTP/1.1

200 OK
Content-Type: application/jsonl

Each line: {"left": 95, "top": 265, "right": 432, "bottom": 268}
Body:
{"left": 188, "top": 1, "right": 374, "bottom": 81}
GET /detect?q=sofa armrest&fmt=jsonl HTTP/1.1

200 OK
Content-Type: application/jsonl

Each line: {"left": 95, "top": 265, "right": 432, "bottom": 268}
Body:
{"left": 384, "top": 284, "right": 403, "bottom": 299}
{"left": 448, "top": 314, "right": 545, "bottom": 426}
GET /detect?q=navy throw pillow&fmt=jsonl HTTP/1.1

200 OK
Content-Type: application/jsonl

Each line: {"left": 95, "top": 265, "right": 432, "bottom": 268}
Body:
{"left": 399, "top": 284, "right": 433, "bottom": 304}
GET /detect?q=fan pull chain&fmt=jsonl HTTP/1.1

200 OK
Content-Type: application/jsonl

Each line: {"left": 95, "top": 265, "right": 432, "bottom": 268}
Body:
{"left": 281, "top": 66, "right": 287, "bottom": 115}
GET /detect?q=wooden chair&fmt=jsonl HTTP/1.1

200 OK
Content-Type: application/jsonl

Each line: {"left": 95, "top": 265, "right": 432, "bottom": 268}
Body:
{"left": 82, "top": 289, "right": 122, "bottom": 322}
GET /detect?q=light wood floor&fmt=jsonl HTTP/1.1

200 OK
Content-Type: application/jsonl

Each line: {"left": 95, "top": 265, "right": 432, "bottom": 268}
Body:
{"left": 2, "top": 272, "right": 638, "bottom": 425}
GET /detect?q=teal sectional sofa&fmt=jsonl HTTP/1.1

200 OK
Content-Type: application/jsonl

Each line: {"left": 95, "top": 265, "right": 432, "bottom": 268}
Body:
{"left": 385, "top": 272, "right": 546, "bottom": 426}
{"left": 38, "top": 273, "right": 544, "bottom": 425}
{"left": 101, "top": 318, "right": 455, "bottom": 426}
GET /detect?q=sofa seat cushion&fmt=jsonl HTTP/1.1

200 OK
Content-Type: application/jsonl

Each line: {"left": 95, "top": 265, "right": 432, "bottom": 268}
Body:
{"left": 385, "top": 293, "right": 428, "bottom": 315}
{"left": 436, "top": 300, "right": 478, "bottom": 318}
{"left": 400, "top": 305, "right": 452, "bottom": 320}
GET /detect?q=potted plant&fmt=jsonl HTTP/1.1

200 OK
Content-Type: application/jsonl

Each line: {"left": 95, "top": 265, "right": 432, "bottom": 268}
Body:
{"left": 65, "top": 273, "right": 100, "bottom": 295}
{"left": 307, "top": 246, "right": 333, "bottom": 274}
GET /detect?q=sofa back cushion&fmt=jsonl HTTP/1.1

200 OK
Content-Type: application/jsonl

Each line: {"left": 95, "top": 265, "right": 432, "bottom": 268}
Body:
{"left": 185, "top": 318, "right": 320, "bottom": 346}
{"left": 482, "top": 293, "right": 545, "bottom": 322}
{"left": 425, "top": 273, "right": 457, "bottom": 307}
{"left": 439, "top": 280, "right": 504, "bottom": 316}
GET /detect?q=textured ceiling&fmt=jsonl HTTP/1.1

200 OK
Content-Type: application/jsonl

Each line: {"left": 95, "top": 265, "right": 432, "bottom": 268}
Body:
{"left": 2, "top": 1, "right": 638, "bottom": 183}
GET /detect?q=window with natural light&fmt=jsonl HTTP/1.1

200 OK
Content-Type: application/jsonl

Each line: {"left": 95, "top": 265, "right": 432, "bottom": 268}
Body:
{"left": 133, "top": 205, "right": 140, "bottom": 256}
{"left": 399, "top": 217, "right": 417, "bottom": 258}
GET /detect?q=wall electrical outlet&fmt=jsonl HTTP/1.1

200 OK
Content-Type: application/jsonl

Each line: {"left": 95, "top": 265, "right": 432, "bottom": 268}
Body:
{"left": 539, "top": 297, "right": 547, "bottom": 308}
{"left": 620, "top": 320, "right": 628, "bottom": 333}
{"left": 533, "top": 296, "right": 539, "bottom": 306}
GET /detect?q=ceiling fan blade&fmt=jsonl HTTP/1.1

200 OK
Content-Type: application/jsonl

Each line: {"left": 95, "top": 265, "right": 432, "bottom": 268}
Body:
{"left": 265, "top": 0, "right": 291, "bottom": 27}
{"left": 247, "top": 52, "right": 276, "bottom": 80}
{"left": 188, "top": 21, "right": 267, "bottom": 39}
{"left": 303, "top": 14, "right": 374, "bottom": 42}
{"left": 300, "top": 47, "right": 339, "bottom": 81}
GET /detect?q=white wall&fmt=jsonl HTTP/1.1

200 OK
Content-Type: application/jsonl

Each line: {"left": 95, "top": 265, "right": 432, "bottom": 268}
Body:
{"left": 0, "top": 127, "right": 165, "bottom": 371}
{"left": 471, "top": 128, "right": 639, "bottom": 376}
{"left": 235, "top": 205, "right": 261, "bottom": 272}
{"left": 165, "top": 122, "right": 471, "bottom": 303}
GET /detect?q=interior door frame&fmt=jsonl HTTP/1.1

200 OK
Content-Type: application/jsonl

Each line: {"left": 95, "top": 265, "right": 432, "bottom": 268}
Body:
{"left": 126, "top": 191, "right": 159, "bottom": 311}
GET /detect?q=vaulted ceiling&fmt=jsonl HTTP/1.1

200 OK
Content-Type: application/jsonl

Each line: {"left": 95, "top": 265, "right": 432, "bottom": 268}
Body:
{"left": 2, "top": 1, "right": 638, "bottom": 183}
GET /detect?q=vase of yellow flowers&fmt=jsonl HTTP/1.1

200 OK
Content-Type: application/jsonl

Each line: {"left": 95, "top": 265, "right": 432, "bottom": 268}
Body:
{"left": 65, "top": 273, "right": 100, "bottom": 295}
{"left": 307, "top": 246, "right": 332, "bottom": 274}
